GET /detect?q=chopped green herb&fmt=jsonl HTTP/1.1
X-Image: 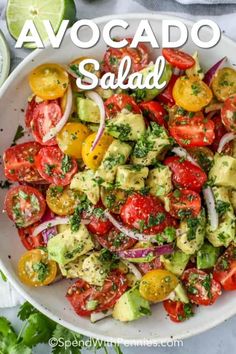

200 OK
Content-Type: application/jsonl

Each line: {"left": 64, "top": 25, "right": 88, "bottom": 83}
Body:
{"left": 11, "top": 125, "right": 24, "bottom": 146}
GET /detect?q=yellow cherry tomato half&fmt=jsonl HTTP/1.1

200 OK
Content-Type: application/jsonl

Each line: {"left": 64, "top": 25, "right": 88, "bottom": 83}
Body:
{"left": 29, "top": 63, "right": 69, "bottom": 100}
{"left": 56, "top": 122, "right": 90, "bottom": 158}
{"left": 139, "top": 269, "right": 179, "bottom": 302}
{"left": 46, "top": 184, "right": 81, "bottom": 216}
{"left": 82, "top": 132, "right": 113, "bottom": 170}
{"left": 173, "top": 76, "right": 213, "bottom": 112}
{"left": 70, "top": 56, "right": 100, "bottom": 78}
{"left": 18, "top": 249, "right": 57, "bottom": 287}
{"left": 212, "top": 67, "right": 236, "bottom": 102}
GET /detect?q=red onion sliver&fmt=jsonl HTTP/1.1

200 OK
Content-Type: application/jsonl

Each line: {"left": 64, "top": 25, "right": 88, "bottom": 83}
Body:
{"left": 32, "top": 217, "right": 70, "bottom": 237}
{"left": 204, "top": 57, "right": 227, "bottom": 86}
{"left": 217, "top": 132, "right": 235, "bottom": 154}
{"left": 122, "top": 260, "right": 142, "bottom": 280}
{"left": 203, "top": 187, "right": 219, "bottom": 231}
{"left": 117, "top": 244, "right": 173, "bottom": 259}
{"left": 104, "top": 210, "right": 156, "bottom": 242}
{"left": 171, "top": 147, "right": 200, "bottom": 167}
{"left": 85, "top": 91, "right": 105, "bottom": 152}
{"left": 42, "top": 85, "right": 73, "bottom": 143}
{"left": 42, "top": 226, "right": 58, "bottom": 243}
{"left": 90, "top": 310, "right": 112, "bottom": 323}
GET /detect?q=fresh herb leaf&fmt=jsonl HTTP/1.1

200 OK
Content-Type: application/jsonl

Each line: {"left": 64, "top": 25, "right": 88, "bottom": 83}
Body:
{"left": 215, "top": 200, "right": 230, "bottom": 217}
{"left": 11, "top": 125, "right": 24, "bottom": 146}
{"left": 61, "top": 155, "right": 73, "bottom": 174}
{"left": 0, "top": 180, "right": 12, "bottom": 189}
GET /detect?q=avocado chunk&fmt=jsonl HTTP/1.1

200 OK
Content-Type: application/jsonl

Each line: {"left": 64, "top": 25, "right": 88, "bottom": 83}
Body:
{"left": 70, "top": 169, "right": 100, "bottom": 205}
{"left": 116, "top": 165, "right": 149, "bottom": 191}
{"left": 230, "top": 190, "right": 236, "bottom": 212}
{"left": 47, "top": 224, "right": 94, "bottom": 265}
{"left": 106, "top": 112, "right": 146, "bottom": 141}
{"left": 146, "top": 164, "right": 172, "bottom": 197}
{"left": 206, "top": 186, "right": 236, "bottom": 247}
{"left": 133, "top": 63, "right": 172, "bottom": 102}
{"left": 59, "top": 255, "right": 86, "bottom": 278}
{"left": 161, "top": 249, "right": 190, "bottom": 276}
{"left": 95, "top": 140, "right": 132, "bottom": 186}
{"left": 131, "top": 123, "right": 172, "bottom": 166}
{"left": 112, "top": 287, "right": 151, "bottom": 322}
{"left": 168, "top": 283, "right": 189, "bottom": 304}
{"left": 209, "top": 154, "right": 236, "bottom": 188}
{"left": 177, "top": 210, "right": 206, "bottom": 255}
{"left": 77, "top": 97, "right": 100, "bottom": 123}
{"left": 186, "top": 52, "right": 204, "bottom": 80}
{"left": 197, "top": 242, "right": 220, "bottom": 269}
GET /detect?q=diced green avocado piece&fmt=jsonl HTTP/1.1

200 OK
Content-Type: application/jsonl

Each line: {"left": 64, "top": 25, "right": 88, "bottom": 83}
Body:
{"left": 186, "top": 52, "right": 204, "bottom": 80}
{"left": 131, "top": 123, "right": 172, "bottom": 166}
{"left": 146, "top": 164, "right": 172, "bottom": 197}
{"left": 70, "top": 169, "right": 100, "bottom": 205}
{"left": 79, "top": 252, "right": 110, "bottom": 286}
{"left": 95, "top": 86, "right": 114, "bottom": 100}
{"left": 47, "top": 224, "right": 94, "bottom": 265}
{"left": 112, "top": 287, "right": 151, "bottom": 322}
{"left": 77, "top": 97, "right": 100, "bottom": 123}
{"left": 206, "top": 186, "right": 236, "bottom": 247}
{"left": 116, "top": 165, "right": 149, "bottom": 191}
{"left": 209, "top": 154, "right": 236, "bottom": 188}
{"left": 230, "top": 190, "right": 236, "bottom": 212}
{"left": 168, "top": 283, "right": 189, "bottom": 304}
{"left": 59, "top": 255, "right": 86, "bottom": 278}
{"left": 106, "top": 112, "right": 146, "bottom": 141}
{"left": 161, "top": 249, "right": 190, "bottom": 276}
{"left": 197, "top": 242, "right": 220, "bottom": 269}
{"left": 95, "top": 140, "right": 132, "bottom": 186}
{"left": 177, "top": 210, "right": 206, "bottom": 255}
{"left": 133, "top": 63, "right": 172, "bottom": 102}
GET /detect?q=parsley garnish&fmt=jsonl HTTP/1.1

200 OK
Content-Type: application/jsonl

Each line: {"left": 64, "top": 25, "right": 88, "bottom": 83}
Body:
{"left": 215, "top": 200, "right": 230, "bottom": 217}
{"left": 11, "top": 125, "right": 24, "bottom": 146}
{"left": 61, "top": 154, "right": 73, "bottom": 173}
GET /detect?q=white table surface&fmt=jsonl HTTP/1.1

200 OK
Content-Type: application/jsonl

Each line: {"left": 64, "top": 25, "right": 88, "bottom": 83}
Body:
{"left": 1, "top": 0, "right": 236, "bottom": 353}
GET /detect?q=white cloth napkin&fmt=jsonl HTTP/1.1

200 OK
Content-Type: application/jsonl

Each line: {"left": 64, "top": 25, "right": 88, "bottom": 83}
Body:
{"left": 0, "top": 276, "right": 24, "bottom": 307}
{"left": 176, "top": 0, "right": 236, "bottom": 4}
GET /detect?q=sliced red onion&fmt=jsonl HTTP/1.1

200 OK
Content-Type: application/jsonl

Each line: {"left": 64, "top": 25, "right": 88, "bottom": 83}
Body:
{"left": 217, "top": 132, "right": 235, "bottom": 154}
{"left": 42, "top": 227, "right": 57, "bottom": 243}
{"left": 32, "top": 217, "right": 70, "bottom": 237}
{"left": 42, "top": 85, "right": 73, "bottom": 143}
{"left": 122, "top": 260, "right": 142, "bottom": 280}
{"left": 205, "top": 102, "right": 223, "bottom": 114}
{"left": 117, "top": 244, "right": 173, "bottom": 260}
{"left": 204, "top": 57, "right": 227, "bottom": 86}
{"left": 104, "top": 210, "right": 156, "bottom": 242}
{"left": 203, "top": 187, "right": 219, "bottom": 231}
{"left": 85, "top": 91, "right": 105, "bottom": 151}
{"left": 90, "top": 310, "right": 112, "bottom": 323}
{"left": 171, "top": 147, "right": 200, "bottom": 167}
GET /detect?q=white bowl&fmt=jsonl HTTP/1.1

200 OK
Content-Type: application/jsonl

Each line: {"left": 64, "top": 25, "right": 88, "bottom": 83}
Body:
{"left": 0, "top": 14, "right": 235, "bottom": 345}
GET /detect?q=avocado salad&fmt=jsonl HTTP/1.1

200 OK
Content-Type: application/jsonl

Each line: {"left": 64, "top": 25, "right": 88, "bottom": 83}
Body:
{"left": 2, "top": 41, "right": 236, "bottom": 324}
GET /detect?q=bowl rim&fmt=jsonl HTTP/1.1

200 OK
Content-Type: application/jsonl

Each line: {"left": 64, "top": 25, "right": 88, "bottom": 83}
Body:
{"left": 1, "top": 12, "right": 236, "bottom": 345}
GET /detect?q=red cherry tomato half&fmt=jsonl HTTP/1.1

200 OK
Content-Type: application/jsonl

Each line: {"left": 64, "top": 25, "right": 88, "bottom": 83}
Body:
{"left": 25, "top": 97, "right": 38, "bottom": 128}
{"left": 182, "top": 268, "right": 222, "bottom": 306}
{"left": 169, "top": 113, "right": 215, "bottom": 147}
{"left": 163, "top": 300, "right": 194, "bottom": 323}
{"left": 213, "top": 245, "right": 236, "bottom": 291}
{"left": 137, "top": 257, "right": 163, "bottom": 275}
{"left": 221, "top": 94, "right": 236, "bottom": 132}
{"left": 35, "top": 146, "right": 78, "bottom": 186}
{"left": 158, "top": 74, "right": 179, "bottom": 107}
{"left": 105, "top": 93, "right": 141, "bottom": 118}
{"left": 120, "top": 193, "right": 176, "bottom": 235}
{"left": 210, "top": 115, "right": 229, "bottom": 152}
{"left": 95, "top": 226, "right": 137, "bottom": 252}
{"left": 167, "top": 189, "right": 201, "bottom": 219}
{"left": 31, "top": 100, "right": 62, "bottom": 145}
{"left": 3, "top": 141, "right": 44, "bottom": 183}
{"left": 164, "top": 156, "right": 207, "bottom": 193}
{"left": 66, "top": 271, "right": 127, "bottom": 316}
{"left": 5, "top": 185, "right": 46, "bottom": 228}
{"left": 82, "top": 203, "right": 113, "bottom": 236}
{"left": 162, "top": 48, "right": 195, "bottom": 70}
{"left": 18, "top": 223, "right": 46, "bottom": 250}
{"left": 139, "top": 101, "right": 167, "bottom": 127}
{"left": 102, "top": 38, "right": 149, "bottom": 75}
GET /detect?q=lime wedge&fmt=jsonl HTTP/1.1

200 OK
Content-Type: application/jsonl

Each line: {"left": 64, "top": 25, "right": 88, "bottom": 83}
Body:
{"left": 0, "top": 30, "right": 10, "bottom": 87}
{"left": 6, "top": 0, "right": 76, "bottom": 49}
